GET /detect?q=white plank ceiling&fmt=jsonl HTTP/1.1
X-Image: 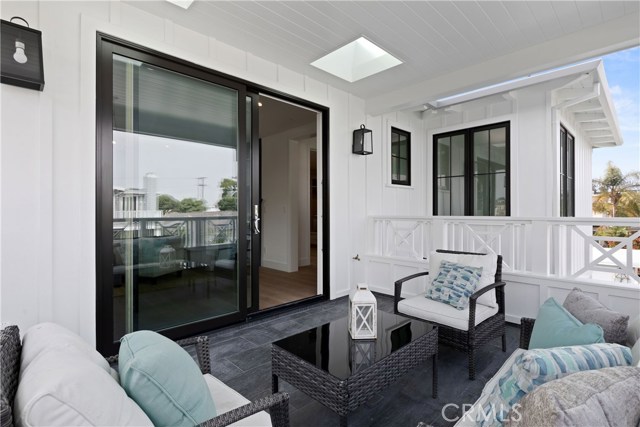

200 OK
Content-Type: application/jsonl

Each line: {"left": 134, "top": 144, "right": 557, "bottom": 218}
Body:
{"left": 125, "top": 1, "right": 639, "bottom": 106}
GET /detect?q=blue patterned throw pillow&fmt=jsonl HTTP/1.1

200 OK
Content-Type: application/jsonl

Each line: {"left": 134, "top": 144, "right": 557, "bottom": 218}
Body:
{"left": 425, "top": 260, "right": 483, "bottom": 310}
{"left": 477, "top": 343, "right": 632, "bottom": 427}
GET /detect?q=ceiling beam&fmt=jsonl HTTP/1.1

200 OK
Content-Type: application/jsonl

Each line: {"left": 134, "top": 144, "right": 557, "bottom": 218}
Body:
{"left": 555, "top": 83, "right": 600, "bottom": 109}
{"left": 575, "top": 112, "right": 607, "bottom": 122}
{"left": 585, "top": 130, "right": 614, "bottom": 137}
{"left": 568, "top": 104, "right": 603, "bottom": 113}
{"left": 581, "top": 122, "right": 611, "bottom": 131}
{"left": 555, "top": 86, "right": 597, "bottom": 102}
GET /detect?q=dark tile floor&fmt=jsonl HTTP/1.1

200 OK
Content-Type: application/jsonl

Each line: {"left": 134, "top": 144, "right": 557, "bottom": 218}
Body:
{"left": 196, "top": 295, "right": 520, "bottom": 427}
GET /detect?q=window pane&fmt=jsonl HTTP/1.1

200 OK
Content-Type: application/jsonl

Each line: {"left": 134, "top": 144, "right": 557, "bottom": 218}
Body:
{"left": 474, "top": 130, "right": 489, "bottom": 174}
{"left": 567, "top": 134, "right": 574, "bottom": 178}
{"left": 391, "top": 141, "right": 399, "bottom": 156}
{"left": 399, "top": 159, "right": 407, "bottom": 181}
{"left": 112, "top": 54, "right": 240, "bottom": 339}
{"left": 493, "top": 173, "right": 507, "bottom": 216}
{"left": 560, "top": 133, "right": 566, "bottom": 175}
{"left": 392, "top": 157, "right": 399, "bottom": 181}
{"left": 490, "top": 127, "right": 506, "bottom": 172}
{"left": 451, "top": 177, "right": 465, "bottom": 215}
{"left": 567, "top": 178, "right": 574, "bottom": 216}
{"left": 437, "top": 137, "right": 450, "bottom": 176}
{"left": 451, "top": 134, "right": 465, "bottom": 176}
{"left": 399, "top": 140, "right": 408, "bottom": 158}
{"left": 560, "top": 180, "right": 566, "bottom": 216}
{"left": 437, "top": 178, "right": 450, "bottom": 215}
{"left": 474, "top": 175, "right": 490, "bottom": 216}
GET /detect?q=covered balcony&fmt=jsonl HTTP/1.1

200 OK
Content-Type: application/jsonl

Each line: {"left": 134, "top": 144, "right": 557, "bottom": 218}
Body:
{"left": 1, "top": 1, "right": 639, "bottom": 426}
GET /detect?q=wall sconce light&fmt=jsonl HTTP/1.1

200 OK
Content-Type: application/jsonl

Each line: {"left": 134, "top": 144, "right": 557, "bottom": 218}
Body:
{"left": 1, "top": 17, "right": 45, "bottom": 91}
{"left": 352, "top": 124, "right": 373, "bottom": 155}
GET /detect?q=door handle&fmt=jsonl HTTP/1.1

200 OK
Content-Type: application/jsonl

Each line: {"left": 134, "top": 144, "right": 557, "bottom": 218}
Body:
{"left": 253, "top": 204, "right": 260, "bottom": 234}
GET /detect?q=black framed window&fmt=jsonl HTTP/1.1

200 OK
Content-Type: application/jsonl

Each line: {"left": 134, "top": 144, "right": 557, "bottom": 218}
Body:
{"left": 433, "top": 121, "right": 510, "bottom": 216}
{"left": 391, "top": 127, "right": 411, "bottom": 186}
{"left": 560, "top": 125, "right": 575, "bottom": 217}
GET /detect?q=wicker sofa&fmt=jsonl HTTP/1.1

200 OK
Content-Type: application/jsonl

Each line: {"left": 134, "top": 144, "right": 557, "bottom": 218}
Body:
{"left": 0, "top": 324, "right": 289, "bottom": 427}
{"left": 454, "top": 317, "right": 639, "bottom": 426}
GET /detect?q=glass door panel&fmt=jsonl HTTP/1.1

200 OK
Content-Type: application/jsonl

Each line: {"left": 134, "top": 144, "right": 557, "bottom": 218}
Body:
{"left": 111, "top": 54, "right": 241, "bottom": 340}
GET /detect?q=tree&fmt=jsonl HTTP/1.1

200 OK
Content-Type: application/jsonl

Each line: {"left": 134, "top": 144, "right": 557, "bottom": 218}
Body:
{"left": 158, "top": 194, "right": 179, "bottom": 214}
{"left": 177, "top": 198, "right": 207, "bottom": 213}
{"left": 217, "top": 178, "right": 237, "bottom": 211}
{"left": 592, "top": 162, "right": 640, "bottom": 217}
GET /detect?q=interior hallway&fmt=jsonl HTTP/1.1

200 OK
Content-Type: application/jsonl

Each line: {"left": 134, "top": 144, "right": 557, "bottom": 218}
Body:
{"left": 259, "top": 247, "right": 317, "bottom": 310}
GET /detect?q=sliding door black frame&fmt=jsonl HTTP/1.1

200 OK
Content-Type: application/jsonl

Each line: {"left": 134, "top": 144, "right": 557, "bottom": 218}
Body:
{"left": 96, "top": 33, "right": 330, "bottom": 355}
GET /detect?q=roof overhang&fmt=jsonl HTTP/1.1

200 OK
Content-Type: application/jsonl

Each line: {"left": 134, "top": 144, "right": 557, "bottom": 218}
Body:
{"left": 551, "top": 61, "right": 623, "bottom": 147}
{"left": 422, "top": 59, "right": 623, "bottom": 147}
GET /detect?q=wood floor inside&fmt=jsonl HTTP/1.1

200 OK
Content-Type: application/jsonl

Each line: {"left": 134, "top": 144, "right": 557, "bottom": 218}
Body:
{"left": 259, "top": 247, "right": 317, "bottom": 310}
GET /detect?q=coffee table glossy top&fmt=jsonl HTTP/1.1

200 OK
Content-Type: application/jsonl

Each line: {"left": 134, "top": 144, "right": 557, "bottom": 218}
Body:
{"left": 272, "top": 310, "right": 434, "bottom": 380}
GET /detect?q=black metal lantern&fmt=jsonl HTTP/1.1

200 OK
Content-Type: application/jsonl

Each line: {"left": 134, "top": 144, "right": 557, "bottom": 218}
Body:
{"left": 353, "top": 124, "right": 373, "bottom": 155}
{"left": 1, "top": 17, "right": 45, "bottom": 91}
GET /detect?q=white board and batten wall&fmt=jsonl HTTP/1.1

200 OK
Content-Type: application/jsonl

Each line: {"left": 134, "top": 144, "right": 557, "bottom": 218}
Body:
{"left": 1, "top": 2, "right": 637, "bottom": 344}
{"left": 0, "top": 0, "right": 367, "bottom": 344}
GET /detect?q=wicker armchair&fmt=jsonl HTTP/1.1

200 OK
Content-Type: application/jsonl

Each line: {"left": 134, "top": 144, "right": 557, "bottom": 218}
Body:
{"left": 0, "top": 326, "right": 289, "bottom": 427}
{"left": 394, "top": 249, "right": 507, "bottom": 380}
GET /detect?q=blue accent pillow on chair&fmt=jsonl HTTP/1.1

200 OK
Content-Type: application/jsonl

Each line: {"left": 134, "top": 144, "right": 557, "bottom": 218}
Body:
{"left": 119, "top": 331, "right": 217, "bottom": 426}
{"left": 426, "top": 260, "right": 483, "bottom": 310}
{"left": 529, "top": 297, "right": 604, "bottom": 349}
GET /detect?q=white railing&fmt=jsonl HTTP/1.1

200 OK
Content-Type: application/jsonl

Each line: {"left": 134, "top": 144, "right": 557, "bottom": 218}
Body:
{"left": 368, "top": 216, "right": 640, "bottom": 285}
{"left": 368, "top": 216, "right": 432, "bottom": 260}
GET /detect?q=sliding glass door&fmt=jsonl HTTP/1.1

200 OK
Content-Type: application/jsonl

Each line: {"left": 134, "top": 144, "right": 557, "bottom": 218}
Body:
{"left": 97, "top": 39, "right": 249, "bottom": 354}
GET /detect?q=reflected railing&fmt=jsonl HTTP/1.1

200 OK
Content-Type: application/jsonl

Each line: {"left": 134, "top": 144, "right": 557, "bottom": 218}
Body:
{"left": 113, "top": 214, "right": 237, "bottom": 246}
{"left": 368, "top": 216, "right": 640, "bottom": 285}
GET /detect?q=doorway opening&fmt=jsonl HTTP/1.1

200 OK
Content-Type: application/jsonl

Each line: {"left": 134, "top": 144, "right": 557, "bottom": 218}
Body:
{"left": 257, "top": 95, "right": 321, "bottom": 310}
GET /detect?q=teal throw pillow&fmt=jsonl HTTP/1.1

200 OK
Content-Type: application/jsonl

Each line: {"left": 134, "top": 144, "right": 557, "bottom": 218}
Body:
{"left": 529, "top": 297, "right": 604, "bottom": 349}
{"left": 478, "top": 343, "right": 632, "bottom": 427}
{"left": 119, "top": 331, "right": 216, "bottom": 426}
{"left": 426, "top": 260, "right": 483, "bottom": 310}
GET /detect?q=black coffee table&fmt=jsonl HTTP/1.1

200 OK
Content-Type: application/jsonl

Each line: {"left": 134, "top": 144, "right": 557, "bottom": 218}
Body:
{"left": 271, "top": 311, "right": 438, "bottom": 426}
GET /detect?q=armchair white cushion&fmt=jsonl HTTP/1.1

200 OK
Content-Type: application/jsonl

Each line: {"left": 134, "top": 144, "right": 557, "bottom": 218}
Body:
{"left": 397, "top": 296, "right": 498, "bottom": 331}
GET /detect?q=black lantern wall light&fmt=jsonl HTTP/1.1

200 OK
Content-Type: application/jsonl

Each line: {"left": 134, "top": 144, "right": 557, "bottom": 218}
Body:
{"left": 353, "top": 124, "right": 373, "bottom": 155}
{"left": 1, "top": 17, "right": 45, "bottom": 91}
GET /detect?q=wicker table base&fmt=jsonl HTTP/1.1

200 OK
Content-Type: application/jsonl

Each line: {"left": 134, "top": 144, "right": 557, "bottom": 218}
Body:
{"left": 272, "top": 322, "right": 438, "bottom": 426}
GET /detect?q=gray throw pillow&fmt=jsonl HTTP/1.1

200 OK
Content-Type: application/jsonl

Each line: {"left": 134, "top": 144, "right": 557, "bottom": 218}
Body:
{"left": 628, "top": 314, "right": 640, "bottom": 347}
{"left": 563, "top": 287, "right": 629, "bottom": 344}
{"left": 508, "top": 367, "right": 640, "bottom": 427}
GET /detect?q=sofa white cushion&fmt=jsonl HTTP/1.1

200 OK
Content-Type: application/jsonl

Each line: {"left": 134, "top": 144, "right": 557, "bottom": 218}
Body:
{"left": 397, "top": 295, "right": 499, "bottom": 331}
{"left": 14, "top": 349, "right": 152, "bottom": 427}
{"left": 428, "top": 251, "right": 498, "bottom": 308}
{"left": 20, "top": 323, "right": 117, "bottom": 380}
{"left": 203, "top": 374, "right": 272, "bottom": 426}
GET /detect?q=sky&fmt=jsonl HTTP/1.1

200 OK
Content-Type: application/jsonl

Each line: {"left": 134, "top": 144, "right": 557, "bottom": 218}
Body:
{"left": 593, "top": 46, "right": 640, "bottom": 178}
{"left": 113, "top": 131, "right": 236, "bottom": 209}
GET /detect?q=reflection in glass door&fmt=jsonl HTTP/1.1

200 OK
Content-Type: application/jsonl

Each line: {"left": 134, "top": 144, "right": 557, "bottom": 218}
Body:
{"left": 99, "top": 47, "right": 247, "bottom": 351}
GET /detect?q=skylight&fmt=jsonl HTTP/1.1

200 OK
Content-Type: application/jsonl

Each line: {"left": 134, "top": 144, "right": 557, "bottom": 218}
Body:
{"left": 166, "top": 0, "right": 194, "bottom": 10}
{"left": 311, "top": 37, "right": 402, "bottom": 83}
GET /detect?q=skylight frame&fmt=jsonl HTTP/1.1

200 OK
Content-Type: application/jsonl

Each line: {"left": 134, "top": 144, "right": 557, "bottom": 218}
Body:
{"left": 166, "top": 0, "right": 194, "bottom": 10}
{"left": 311, "top": 37, "right": 402, "bottom": 83}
